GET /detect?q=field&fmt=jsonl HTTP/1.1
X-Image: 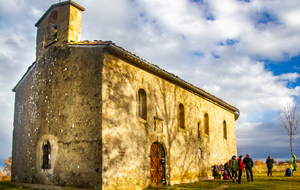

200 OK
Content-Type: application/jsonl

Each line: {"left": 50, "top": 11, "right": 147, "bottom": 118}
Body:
{"left": 0, "top": 164, "right": 299, "bottom": 190}
{"left": 145, "top": 163, "right": 300, "bottom": 190}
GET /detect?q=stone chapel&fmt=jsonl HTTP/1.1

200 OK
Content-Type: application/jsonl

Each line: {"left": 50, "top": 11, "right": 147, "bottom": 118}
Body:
{"left": 11, "top": 1, "right": 240, "bottom": 189}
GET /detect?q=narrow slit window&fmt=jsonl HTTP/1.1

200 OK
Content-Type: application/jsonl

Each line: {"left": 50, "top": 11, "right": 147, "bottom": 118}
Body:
{"left": 179, "top": 103, "right": 185, "bottom": 130}
{"left": 42, "top": 141, "right": 51, "bottom": 169}
{"left": 198, "top": 122, "right": 200, "bottom": 138}
{"left": 138, "top": 89, "right": 147, "bottom": 120}
{"left": 223, "top": 120, "right": 227, "bottom": 140}
{"left": 204, "top": 113, "right": 209, "bottom": 136}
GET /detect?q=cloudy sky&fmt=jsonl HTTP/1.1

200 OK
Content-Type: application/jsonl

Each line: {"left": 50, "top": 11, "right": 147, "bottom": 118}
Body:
{"left": 1, "top": 0, "right": 300, "bottom": 170}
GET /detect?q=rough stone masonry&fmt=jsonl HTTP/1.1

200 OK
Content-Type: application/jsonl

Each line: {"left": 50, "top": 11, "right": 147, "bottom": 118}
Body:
{"left": 11, "top": 1, "right": 239, "bottom": 189}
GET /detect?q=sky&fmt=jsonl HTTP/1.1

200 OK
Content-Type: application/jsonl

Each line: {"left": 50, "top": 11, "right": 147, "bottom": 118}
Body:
{"left": 1, "top": 0, "right": 300, "bottom": 171}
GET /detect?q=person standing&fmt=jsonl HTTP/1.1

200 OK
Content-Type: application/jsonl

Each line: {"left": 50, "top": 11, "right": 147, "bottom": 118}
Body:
{"left": 243, "top": 154, "right": 254, "bottom": 181}
{"left": 230, "top": 155, "right": 239, "bottom": 183}
{"left": 291, "top": 154, "right": 297, "bottom": 171}
{"left": 266, "top": 156, "right": 274, "bottom": 176}
{"left": 238, "top": 155, "right": 245, "bottom": 183}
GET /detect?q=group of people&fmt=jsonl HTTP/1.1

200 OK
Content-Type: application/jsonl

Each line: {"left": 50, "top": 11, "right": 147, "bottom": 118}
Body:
{"left": 229, "top": 154, "right": 298, "bottom": 183}
{"left": 229, "top": 154, "right": 253, "bottom": 183}
{"left": 266, "top": 154, "right": 297, "bottom": 177}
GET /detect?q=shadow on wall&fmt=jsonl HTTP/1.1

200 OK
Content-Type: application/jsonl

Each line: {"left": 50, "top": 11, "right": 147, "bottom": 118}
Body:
{"left": 101, "top": 55, "right": 210, "bottom": 187}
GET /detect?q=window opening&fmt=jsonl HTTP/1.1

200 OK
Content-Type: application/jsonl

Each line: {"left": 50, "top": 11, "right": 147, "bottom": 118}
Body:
{"left": 45, "top": 10, "right": 58, "bottom": 47}
{"left": 223, "top": 120, "right": 227, "bottom": 140}
{"left": 179, "top": 103, "right": 185, "bottom": 130}
{"left": 198, "top": 122, "right": 200, "bottom": 138}
{"left": 204, "top": 113, "right": 209, "bottom": 136}
{"left": 138, "top": 89, "right": 147, "bottom": 120}
{"left": 42, "top": 141, "right": 51, "bottom": 169}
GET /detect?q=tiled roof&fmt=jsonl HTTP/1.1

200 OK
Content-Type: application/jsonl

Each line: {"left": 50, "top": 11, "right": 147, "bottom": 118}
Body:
{"left": 68, "top": 40, "right": 239, "bottom": 115}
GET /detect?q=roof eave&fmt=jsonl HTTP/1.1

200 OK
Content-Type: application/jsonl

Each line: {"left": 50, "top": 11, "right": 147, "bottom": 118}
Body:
{"left": 12, "top": 62, "right": 36, "bottom": 92}
{"left": 67, "top": 42, "right": 240, "bottom": 119}
{"left": 105, "top": 44, "right": 240, "bottom": 119}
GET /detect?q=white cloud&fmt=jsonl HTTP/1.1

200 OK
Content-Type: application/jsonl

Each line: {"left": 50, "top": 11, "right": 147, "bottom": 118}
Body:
{"left": 0, "top": 0, "right": 26, "bottom": 15}
{"left": 202, "top": 84, "right": 221, "bottom": 94}
{"left": 278, "top": 73, "right": 300, "bottom": 82}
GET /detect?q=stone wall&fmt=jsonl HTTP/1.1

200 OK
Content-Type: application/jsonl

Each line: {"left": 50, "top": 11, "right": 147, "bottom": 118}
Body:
{"left": 101, "top": 50, "right": 237, "bottom": 189}
{"left": 36, "top": 4, "right": 83, "bottom": 61}
{"left": 12, "top": 46, "right": 104, "bottom": 189}
{"left": 12, "top": 44, "right": 237, "bottom": 190}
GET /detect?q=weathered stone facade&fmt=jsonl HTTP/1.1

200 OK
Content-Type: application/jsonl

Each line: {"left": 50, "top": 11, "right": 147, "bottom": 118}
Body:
{"left": 12, "top": 1, "right": 239, "bottom": 189}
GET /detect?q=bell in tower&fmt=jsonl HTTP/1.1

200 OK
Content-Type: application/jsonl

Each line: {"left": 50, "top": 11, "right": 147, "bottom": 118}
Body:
{"left": 34, "top": 1, "right": 85, "bottom": 61}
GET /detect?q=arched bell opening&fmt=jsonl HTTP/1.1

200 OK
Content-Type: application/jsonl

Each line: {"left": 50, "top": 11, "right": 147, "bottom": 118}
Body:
{"left": 47, "top": 10, "right": 58, "bottom": 42}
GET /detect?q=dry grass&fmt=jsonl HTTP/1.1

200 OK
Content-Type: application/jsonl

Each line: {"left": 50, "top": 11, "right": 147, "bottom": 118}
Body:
{"left": 1, "top": 164, "right": 299, "bottom": 190}
{"left": 253, "top": 162, "right": 297, "bottom": 174}
{"left": 146, "top": 163, "right": 300, "bottom": 189}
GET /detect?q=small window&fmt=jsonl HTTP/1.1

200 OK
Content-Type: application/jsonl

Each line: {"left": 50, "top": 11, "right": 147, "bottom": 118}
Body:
{"left": 42, "top": 141, "right": 51, "bottom": 169}
{"left": 179, "top": 103, "right": 185, "bottom": 130}
{"left": 198, "top": 122, "right": 200, "bottom": 138}
{"left": 223, "top": 120, "right": 227, "bottom": 140}
{"left": 204, "top": 113, "right": 209, "bottom": 136}
{"left": 138, "top": 89, "right": 147, "bottom": 120}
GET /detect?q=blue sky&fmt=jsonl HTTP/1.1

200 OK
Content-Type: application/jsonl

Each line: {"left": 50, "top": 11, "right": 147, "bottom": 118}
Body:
{"left": 0, "top": 0, "right": 300, "bottom": 171}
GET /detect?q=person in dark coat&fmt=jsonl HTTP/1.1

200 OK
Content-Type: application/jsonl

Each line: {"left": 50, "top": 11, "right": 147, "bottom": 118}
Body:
{"left": 243, "top": 154, "right": 254, "bottom": 181}
{"left": 266, "top": 156, "right": 274, "bottom": 176}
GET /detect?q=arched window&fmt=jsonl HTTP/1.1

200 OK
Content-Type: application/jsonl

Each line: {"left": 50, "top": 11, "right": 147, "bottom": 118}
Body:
{"left": 223, "top": 120, "right": 227, "bottom": 140}
{"left": 42, "top": 141, "right": 51, "bottom": 169}
{"left": 179, "top": 103, "right": 185, "bottom": 130}
{"left": 204, "top": 113, "right": 209, "bottom": 136}
{"left": 138, "top": 89, "right": 147, "bottom": 120}
{"left": 48, "top": 11, "right": 58, "bottom": 41}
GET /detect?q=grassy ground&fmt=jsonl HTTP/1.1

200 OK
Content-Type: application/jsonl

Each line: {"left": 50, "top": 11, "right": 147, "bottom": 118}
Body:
{"left": 0, "top": 181, "right": 31, "bottom": 190}
{"left": 0, "top": 164, "right": 299, "bottom": 190}
{"left": 145, "top": 173, "right": 300, "bottom": 189}
{"left": 145, "top": 163, "right": 300, "bottom": 190}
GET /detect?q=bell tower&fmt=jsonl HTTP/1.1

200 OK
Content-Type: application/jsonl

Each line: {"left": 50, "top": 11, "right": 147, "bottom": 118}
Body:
{"left": 35, "top": 1, "right": 85, "bottom": 60}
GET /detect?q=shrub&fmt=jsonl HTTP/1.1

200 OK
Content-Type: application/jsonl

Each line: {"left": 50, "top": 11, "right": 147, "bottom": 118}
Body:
{"left": 278, "top": 161, "right": 286, "bottom": 165}
{"left": 0, "top": 155, "right": 11, "bottom": 181}
{"left": 254, "top": 159, "right": 266, "bottom": 166}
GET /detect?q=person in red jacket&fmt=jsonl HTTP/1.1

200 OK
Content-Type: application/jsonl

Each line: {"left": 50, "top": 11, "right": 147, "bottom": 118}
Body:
{"left": 238, "top": 155, "right": 245, "bottom": 183}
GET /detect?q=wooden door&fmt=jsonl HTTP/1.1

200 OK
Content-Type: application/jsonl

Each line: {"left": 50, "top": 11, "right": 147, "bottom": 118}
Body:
{"left": 150, "top": 142, "right": 166, "bottom": 186}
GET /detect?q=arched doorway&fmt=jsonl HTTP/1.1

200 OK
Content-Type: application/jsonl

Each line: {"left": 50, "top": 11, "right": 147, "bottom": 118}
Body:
{"left": 150, "top": 142, "right": 166, "bottom": 186}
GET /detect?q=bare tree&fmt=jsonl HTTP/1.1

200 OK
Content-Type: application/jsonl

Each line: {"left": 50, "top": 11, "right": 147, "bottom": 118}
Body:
{"left": 278, "top": 104, "right": 300, "bottom": 157}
